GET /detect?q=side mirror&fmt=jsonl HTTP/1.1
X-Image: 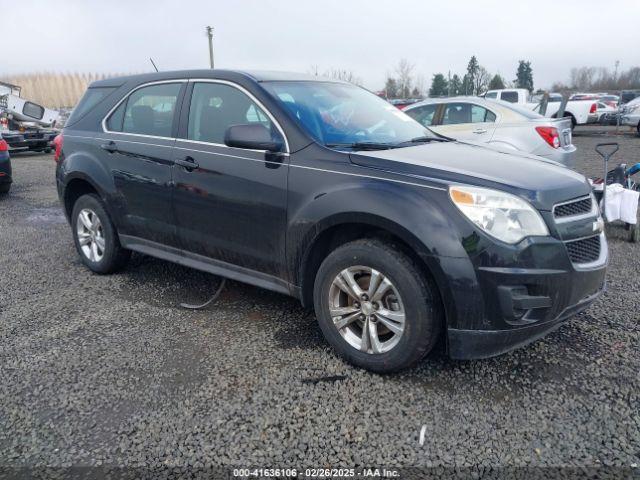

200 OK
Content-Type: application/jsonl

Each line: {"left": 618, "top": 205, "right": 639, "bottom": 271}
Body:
{"left": 224, "top": 124, "right": 283, "bottom": 153}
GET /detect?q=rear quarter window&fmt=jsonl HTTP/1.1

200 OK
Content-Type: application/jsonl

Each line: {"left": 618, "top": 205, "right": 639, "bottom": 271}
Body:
{"left": 66, "top": 87, "right": 117, "bottom": 126}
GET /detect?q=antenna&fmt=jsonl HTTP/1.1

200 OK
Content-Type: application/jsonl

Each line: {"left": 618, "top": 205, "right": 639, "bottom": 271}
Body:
{"left": 206, "top": 26, "right": 214, "bottom": 69}
{"left": 150, "top": 58, "right": 159, "bottom": 72}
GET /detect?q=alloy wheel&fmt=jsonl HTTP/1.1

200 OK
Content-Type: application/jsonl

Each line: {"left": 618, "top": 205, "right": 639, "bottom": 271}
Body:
{"left": 76, "top": 208, "right": 105, "bottom": 262}
{"left": 328, "top": 265, "right": 406, "bottom": 354}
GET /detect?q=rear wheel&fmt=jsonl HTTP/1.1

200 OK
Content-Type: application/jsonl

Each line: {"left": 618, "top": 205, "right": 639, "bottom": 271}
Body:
{"left": 313, "top": 239, "right": 442, "bottom": 373}
{"left": 0, "top": 183, "right": 10, "bottom": 195}
{"left": 71, "top": 194, "right": 130, "bottom": 273}
{"left": 631, "top": 224, "right": 640, "bottom": 243}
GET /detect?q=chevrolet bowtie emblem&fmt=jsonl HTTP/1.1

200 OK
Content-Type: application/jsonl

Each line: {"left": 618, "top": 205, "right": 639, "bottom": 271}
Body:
{"left": 593, "top": 218, "right": 605, "bottom": 233}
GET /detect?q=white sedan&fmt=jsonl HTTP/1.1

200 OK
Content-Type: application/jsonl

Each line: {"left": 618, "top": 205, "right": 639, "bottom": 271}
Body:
{"left": 404, "top": 97, "right": 576, "bottom": 167}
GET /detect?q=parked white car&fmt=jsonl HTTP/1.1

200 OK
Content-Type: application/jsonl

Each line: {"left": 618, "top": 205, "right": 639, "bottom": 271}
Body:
{"left": 404, "top": 97, "right": 576, "bottom": 167}
{"left": 620, "top": 96, "right": 640, "bottom": 135}
{"left": 595, "top": 101, "right": 617, "bottom": 124}
{"left": 483, "top": 88, "right": 598, "bottom": 128}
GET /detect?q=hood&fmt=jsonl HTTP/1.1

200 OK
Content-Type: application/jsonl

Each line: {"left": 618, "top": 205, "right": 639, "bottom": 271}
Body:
{"left": 349, "top": 140, "right": 591, "bottom": 211}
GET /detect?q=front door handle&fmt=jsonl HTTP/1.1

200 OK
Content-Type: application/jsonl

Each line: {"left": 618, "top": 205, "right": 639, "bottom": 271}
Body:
{"left": 100, "top": 140, "right": 118, "bottom": 153}
{"left": 472, "top": 128, "right": 487, "bottom": 134}
{"left": 174, "top": 156, "right": 199, "bottom": 171}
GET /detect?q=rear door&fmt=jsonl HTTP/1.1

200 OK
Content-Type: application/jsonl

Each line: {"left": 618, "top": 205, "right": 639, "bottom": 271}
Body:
{"left": 171, "top": 80, "right": 289, "bottom": 279}
{"left": 101, "top": 81, "right": 185, "bottom": 246}
{"left": 430, "top": 102, "right": 498, "bottom": 142}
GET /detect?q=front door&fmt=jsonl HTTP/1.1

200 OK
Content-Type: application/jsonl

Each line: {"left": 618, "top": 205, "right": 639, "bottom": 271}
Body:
{"left": 102, "top": 81, "right": 185, "bottom": 246}
{"left": 171, "top": 81, "right": 289, "bottom": 279}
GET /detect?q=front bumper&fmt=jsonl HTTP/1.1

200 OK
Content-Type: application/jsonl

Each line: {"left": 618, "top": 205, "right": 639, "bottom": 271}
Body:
{"left": 621, "top": 113, "right": 640, "bottom": 128}
{"left": 448, "top": 263, "right": 606, "bottom": 359}
{"left": 437, "top": 219, "right": 608, "bottom": 360}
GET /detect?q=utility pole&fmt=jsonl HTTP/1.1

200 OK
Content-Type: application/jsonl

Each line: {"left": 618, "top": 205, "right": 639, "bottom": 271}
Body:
{"left": 206, "top": 26, "right": 214, "bottom": 69}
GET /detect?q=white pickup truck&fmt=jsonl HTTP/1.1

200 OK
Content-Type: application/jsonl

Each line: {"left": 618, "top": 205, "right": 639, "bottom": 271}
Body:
{"left": 483, "top": 88, "right": 598, "bottom": 128}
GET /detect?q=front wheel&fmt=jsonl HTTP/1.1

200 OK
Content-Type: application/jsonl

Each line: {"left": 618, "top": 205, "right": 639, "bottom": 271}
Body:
{"left": 313, "top": 239, "right": 442, "bottom": 373}
{"left": 71, "top": 194, "right": 130, "bottom": 273}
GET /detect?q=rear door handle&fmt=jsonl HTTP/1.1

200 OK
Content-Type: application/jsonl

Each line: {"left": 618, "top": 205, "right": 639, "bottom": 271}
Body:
{"left": 174, "top": 156, "right": 199, "bottom": 171}
{"left": 472, "top": 128, "right": 487, "bottom": 134}
{"left": 100, "top": 140, "right": 118, "bottom": 153}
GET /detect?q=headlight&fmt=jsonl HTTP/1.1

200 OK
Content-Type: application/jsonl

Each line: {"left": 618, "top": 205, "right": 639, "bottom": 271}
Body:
{"left": 449, "top": 185, "right": 549, "bottom": 244}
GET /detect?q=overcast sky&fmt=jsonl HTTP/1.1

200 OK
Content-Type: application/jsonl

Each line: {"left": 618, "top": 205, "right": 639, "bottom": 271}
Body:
{"left": 4, "top": 0, "right": 639, "bottom": 90}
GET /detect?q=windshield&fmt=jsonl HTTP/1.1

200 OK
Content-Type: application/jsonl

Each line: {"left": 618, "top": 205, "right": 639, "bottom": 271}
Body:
{"left": 262, "top": 81, "right": 438, "bottom": 148}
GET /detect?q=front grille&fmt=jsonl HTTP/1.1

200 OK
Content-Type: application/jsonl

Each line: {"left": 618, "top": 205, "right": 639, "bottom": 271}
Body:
{"left": 566, "top": 235, "right": 601, "bottom": 264}
{"left": 554, "top": 197, "right": 592, "bottom": 218}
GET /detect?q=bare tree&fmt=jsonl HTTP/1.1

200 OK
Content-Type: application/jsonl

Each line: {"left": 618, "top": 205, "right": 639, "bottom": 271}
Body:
{"left": 324, "top": 68, "right": 362, "bottom": 85}
{"left": 307, "top": 65, "right": 320, "bottom": 77}
{"left": 395, "top": 59, "right": 415, "bottom": 98}
{"left": 474, "top": 66, "right": 490, "bottom": 95}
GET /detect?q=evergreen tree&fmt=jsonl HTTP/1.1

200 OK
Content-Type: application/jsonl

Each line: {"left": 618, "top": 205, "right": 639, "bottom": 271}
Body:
{"left": 449, "top": 74, "right": 462, "bottom": 96}
{"left": 429, "top": 73, "right": 448, "bottom": 97}
{"left": 515, "top": 60, "right": 534, "bottom": 92}
{"left": 384, "top": 77, "right": 399, "bottom": 98}
{"left": 488, "top": 74, "right": 506, "bottom": 90}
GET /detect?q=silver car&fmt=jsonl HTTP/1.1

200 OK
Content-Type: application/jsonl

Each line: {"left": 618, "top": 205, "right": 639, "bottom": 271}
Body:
{"left": 620, "top": 97, "right": 640, "bottom": 135}
{"left": 404, "top": 97, "right": 576, "bottom": 167}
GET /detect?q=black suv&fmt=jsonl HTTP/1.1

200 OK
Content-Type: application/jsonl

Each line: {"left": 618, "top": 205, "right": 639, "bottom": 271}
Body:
{"left": 56, "top": 70, "right": 607, "bottom": 372}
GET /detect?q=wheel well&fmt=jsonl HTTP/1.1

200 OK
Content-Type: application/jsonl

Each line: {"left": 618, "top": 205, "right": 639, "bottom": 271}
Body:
{"left": 63, "top": 179, "right": 98, "bottom": 218}
{"left": 299, "top": 223, "right": 445, "bottom": 319}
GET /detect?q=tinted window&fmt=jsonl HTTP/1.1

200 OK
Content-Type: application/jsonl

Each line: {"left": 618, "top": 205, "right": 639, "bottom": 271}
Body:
{"left": 187, "top": 82, "right": 275, "bottom": 144}
{"left": 23, "top": 102, "right": 45, "bottom": 120}
{"left": 67, "top": 87, "right": 116, "bottom": 125}
{"left": 485, "top": 92, "right": 498, "bottom": 99}
{"left": 108, "top": 83, "right": 181, "bottom": 136}
{"left": 406, "top": 104, "right": 438, "bottom": 126}
{"left": 500, "top": 91, "right": 519, "bottom": 103}
{"left": 442, "top": 103, "right": 495, "bottom": 124}
{"left": 106, "top": 101, "right": 126, "bottom": 131}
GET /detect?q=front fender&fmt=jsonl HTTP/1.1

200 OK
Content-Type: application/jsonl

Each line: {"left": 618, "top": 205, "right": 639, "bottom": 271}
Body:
{"left": 286, "top": 172, "right": 484, "bottom": 327}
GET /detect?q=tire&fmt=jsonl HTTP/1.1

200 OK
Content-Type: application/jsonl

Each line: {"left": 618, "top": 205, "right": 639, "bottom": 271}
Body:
{"left": 71, "top": 194, "right": 130, "bottom": 273}
{"left": 313, "top": 239, "right": 442, "bottom": 373}
{"left": 631, "top": 224, "right": 640, "bottom": 243}
{"left": 0, "top": 183, "right": 10, "bottom": 195}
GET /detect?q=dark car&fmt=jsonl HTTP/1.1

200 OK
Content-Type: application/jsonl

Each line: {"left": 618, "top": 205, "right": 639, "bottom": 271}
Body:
{"left": 55, "top": 70, "right": 607, "bottom": 372}
{"left": 0, "top": 135, "right": 12, "bottom": 194}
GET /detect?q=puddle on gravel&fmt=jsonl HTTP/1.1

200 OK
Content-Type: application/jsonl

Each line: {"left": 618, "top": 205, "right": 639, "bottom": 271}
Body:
{"left": 26, "top": 207, "right": 66, "bottom": 225}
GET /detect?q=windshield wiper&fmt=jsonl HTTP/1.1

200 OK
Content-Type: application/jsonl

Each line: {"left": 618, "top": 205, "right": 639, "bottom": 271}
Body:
{"left": 325, "top": 142, "right": 397, "bottom": 151}
{"left": 408, "top": 136, "right": 450, "bottom": 143}
{"left": 390, "top": 136, "right": 451, "bottom": 148}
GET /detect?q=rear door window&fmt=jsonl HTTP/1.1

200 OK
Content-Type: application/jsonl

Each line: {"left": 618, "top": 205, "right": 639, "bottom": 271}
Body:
{"left": 499, "top": 91, "right": 519, "bottom": 103}
{"left": 442, "top": 103, "right": 472, "bottom": 124}
{"left": 405, "top": 104, "right": 438, "bottom": 126}
{"left": 107, "top": 83, "right": 182, "bottom": 137}
{"left": 443, "top": 103, "right": 496, "bottom": 125}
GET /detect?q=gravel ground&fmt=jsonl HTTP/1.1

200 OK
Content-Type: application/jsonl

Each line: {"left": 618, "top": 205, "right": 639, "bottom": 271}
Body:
{"left": 0, "top": 127, "right": 639, "bottom": 476}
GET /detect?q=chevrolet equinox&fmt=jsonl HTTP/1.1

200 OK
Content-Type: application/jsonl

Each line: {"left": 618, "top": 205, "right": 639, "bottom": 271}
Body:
{"left": 56, "top": 70, "right": 607, "bottom": 372}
